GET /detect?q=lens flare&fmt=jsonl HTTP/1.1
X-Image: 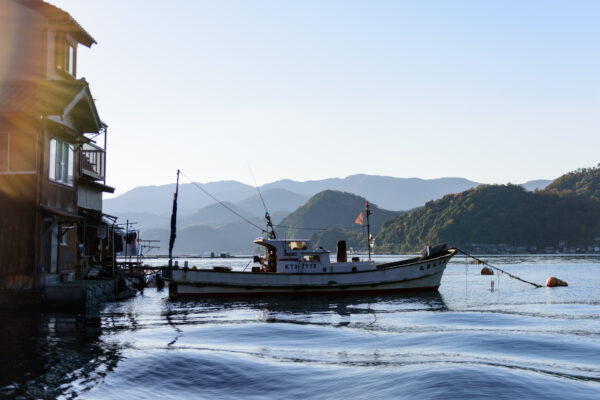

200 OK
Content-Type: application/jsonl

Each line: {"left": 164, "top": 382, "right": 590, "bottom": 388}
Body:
{"left": 0, "top": 2, "right": 49, "bottom": 82}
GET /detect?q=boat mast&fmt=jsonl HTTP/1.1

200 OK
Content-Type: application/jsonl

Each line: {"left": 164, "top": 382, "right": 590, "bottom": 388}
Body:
{"left": 265, "top": 211, "right": 276, "bottom": 239}
{"left": 366, "top": 202, "right": 372, "bottom": 261}
{"left": 168, "top": 169, "right": 180, "bottom": 268}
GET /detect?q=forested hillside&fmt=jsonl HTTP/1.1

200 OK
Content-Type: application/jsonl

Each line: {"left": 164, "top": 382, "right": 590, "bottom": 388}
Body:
{"left": 544, "top": 166, "right": 600, "bottom": 200}
{"left": 279, "top": 190, "right": 401, "bottom": 238}
{"left": 376, "top": 184, "right": 600, "bottom": 253}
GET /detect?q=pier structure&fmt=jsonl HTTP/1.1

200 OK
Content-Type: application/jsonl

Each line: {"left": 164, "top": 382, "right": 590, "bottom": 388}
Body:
{"left": 0, "top": 0, "right": 125, "bottom": 310}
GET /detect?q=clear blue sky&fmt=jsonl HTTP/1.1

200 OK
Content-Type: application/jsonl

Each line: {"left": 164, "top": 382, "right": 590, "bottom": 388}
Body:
{"left": 50, "top": 0, "right": 600, "bottom": 196}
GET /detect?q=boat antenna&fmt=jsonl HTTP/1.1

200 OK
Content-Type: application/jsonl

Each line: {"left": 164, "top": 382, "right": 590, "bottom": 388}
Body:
{"left": 247, "top": 162, "right": 276, "bottom": 239}
{"left": 265, "top": 211, "right": 276, "bottom": 239}
{"left": 366, "top": 202, "right": 373, "bottom": 261}
{"left": 168, "top": 169, "right": 180, "bottom": 268}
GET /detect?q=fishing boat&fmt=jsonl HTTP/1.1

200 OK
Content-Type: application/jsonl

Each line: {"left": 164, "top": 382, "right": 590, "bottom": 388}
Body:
{"left": 163, "top": 171, "right": 456, "bottom": 298}
{"left": 166, "top": 239, "right": 455, "bottom": 298}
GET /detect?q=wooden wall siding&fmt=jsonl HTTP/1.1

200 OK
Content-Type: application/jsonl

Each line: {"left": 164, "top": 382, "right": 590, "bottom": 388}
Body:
{"left": 0, "top": 115, "right": 40, "bottom": 289}
{"left": 0, "top": 175, "right": 37, "bottom": 288}
{"left": 57, "top": 225, "right": 77, "bottom": 274}
{"left": 77, "top": 183, "right": 102, "bottom": 211}
{"left": 42, "top": 180, "right": 78, "bottom": 215}
{"left": 0, "top": 115, "right": 82, "bottom": 288}
{"left": 0, "top": 169, "right": 38, "bottom": 200}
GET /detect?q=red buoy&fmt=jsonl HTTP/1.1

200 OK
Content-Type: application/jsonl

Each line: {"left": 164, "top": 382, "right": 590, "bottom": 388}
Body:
{"left": 546, "top": 277, "right": 568, "bottom": 287}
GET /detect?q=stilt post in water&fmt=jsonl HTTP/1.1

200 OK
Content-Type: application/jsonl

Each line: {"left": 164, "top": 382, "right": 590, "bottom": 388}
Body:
{"left": 366, "top": 202, "right": 372, "bottom": 261}
{"left": 168, "top": 170, "right": 180, "bottom": 268}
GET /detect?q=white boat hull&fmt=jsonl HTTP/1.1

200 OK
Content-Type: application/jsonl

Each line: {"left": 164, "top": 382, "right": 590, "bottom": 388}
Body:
{"left": 167, "top": 250, "right": 455, "bottom": 298}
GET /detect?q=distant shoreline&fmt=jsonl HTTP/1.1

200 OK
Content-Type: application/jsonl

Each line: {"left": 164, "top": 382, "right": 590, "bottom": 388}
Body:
{"left": 127, "top": 253, "right": 600, "bottom": 259}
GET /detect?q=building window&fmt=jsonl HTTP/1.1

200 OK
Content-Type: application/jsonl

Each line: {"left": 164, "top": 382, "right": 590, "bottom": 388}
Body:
{"left": 66, "top": 43, "right": 76, "bottom": 76}
{"left": 49, "top": 138, "right": 74, "bottom": 186}
{"left": 0, "top": 133, "right": 37, "bottom": 173}
{"left": 55, "top": 34, "right": 76, "bottom": 77}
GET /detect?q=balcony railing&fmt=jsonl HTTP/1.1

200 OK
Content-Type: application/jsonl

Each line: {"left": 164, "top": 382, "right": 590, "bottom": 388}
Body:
{"left": 81, "top": 142, "right": 105, "bottom": 182}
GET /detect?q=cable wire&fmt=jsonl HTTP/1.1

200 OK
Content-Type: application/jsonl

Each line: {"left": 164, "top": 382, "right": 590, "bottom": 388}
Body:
{"left": 180, "top": 171, "right": 266, "bottom": 233}
{"left": 246, "top": 162, "right": 269, "bottom": 215}
{"left": 274, "top": 224, "right": 364, "bottom": 231}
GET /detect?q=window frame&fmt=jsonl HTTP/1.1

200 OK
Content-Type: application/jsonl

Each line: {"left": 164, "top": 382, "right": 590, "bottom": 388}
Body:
{"left": 288, "top": 241, "right": 308, "bottom": 251}
{"left": 49, "top": 138, "right": 74, "bottom": 186}
{"left": 55, "top": 33, "right": 77, "bottom": 77}
{"left": 65, "top": 42, "right": 76, "bottom": 76}
{"left": 0, "top": 132, "right": 37, "bottom": 174}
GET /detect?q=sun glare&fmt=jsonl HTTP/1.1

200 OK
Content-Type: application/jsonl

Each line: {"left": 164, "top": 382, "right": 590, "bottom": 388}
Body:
{"left": 0, "top": 2, "right": 48, "bottom": 82}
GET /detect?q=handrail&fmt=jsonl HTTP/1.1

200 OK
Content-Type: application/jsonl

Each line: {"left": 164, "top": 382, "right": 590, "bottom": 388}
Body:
{"left": 81, "top": 142, "right": 105, "bottom": 181}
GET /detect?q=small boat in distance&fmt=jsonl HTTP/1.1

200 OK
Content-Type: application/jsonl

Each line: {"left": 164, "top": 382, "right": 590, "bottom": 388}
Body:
{"left": 162, "top": 170, "right": 456, "bottom": 298}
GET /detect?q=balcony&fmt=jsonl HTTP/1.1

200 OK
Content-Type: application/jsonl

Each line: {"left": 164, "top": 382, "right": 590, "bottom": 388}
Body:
{"left": 81, "top": 142, "right": 105, "bottom": 182}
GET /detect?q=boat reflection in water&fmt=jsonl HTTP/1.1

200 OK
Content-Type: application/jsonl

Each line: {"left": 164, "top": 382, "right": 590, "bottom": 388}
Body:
{"left": 162, "top": 291, "right": 448, "bottom": 329}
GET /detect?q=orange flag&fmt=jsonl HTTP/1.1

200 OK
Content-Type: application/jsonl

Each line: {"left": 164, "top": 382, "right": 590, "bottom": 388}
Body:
{"left": 354, "top": 211, "right": 364, "bottom": 226}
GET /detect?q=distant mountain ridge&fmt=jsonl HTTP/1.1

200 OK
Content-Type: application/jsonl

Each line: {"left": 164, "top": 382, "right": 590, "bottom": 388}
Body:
{"left": 377, "top": 173, "right": 600, "bottom": 253}
{"left": 110, "top": 188, "right": 309, "bottom": 232}
{"left": 280, "top": 190, "right": 401, "bottom": 238}
{"left": 105, "top": 174, "right": 557, "bottom": 254}
{"left": 104, "top": 180, "right": 256, "bottom": 217}
{"left": 277, "top": 190, "right": 404, "bottom": 252}
{"left": 142, "top": 212, "right": 289, "bottom": 255}
{"left": 521, "top": 179, "right": 552, "bottom": 191}
{"left": 261, "top": 174, "right": 480, "bottom": 210}
{"left": 236, "top": 188, "right": 309, "bottom": 216}
{"left": 105, "top": 174, "right": 489, "bottom": 219}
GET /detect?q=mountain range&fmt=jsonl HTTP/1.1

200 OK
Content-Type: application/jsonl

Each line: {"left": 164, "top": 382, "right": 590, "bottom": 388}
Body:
{"left": 105, "top": 174, "right": 551, "bottom": 225}
{"left": 104, "top": 174, "right": 554, "bottom": 255}
{"left": 141, "top": 212, "right": 289, "bottom": 255}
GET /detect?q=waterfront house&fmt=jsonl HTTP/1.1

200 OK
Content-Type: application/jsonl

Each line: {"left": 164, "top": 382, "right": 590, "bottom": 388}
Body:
{"left": 0, "top": 0, "right": 114, "bottom": 295}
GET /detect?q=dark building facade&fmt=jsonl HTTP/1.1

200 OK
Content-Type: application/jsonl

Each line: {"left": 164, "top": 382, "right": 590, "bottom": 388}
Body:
{"left": 0, "top": 0, "right": 113, "bottom": 293}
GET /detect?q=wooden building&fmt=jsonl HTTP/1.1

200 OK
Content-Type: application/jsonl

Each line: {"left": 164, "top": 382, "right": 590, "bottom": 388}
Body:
{"left": 0, "top": 0, "right": 114, "bottom": 293}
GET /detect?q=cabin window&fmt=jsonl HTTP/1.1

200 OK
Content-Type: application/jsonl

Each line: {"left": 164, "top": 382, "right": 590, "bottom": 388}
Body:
{"left": 0, "top": 133, "right": 36, "bottom": 173}
{"left": 303, "top": 255, "right": 321, "bottom": 262}
{"left": 49, "top": 139, "right": 74, "bottom": 186}
{"left": 288, "top": 241, "right": 307, "bottom": 251}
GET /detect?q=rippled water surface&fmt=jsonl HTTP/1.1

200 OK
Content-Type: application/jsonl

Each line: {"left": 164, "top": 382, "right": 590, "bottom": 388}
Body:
{"left": 2, "top": 255, "right": 600, "bottom": 399}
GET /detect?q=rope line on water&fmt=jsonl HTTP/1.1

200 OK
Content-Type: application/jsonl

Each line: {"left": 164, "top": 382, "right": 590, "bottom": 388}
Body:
{"left": 456, "top": 248, "right": 542, "bottom": 288}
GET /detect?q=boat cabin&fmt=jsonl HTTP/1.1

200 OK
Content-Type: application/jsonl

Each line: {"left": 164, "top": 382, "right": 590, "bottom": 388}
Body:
{"left": 253, "top": 238, "right": 375, "bottom": 274}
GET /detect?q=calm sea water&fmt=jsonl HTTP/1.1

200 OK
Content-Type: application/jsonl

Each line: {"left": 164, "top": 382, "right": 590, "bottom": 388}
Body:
{"left": 2, "top": 255, "right": 600, "bottom": 399}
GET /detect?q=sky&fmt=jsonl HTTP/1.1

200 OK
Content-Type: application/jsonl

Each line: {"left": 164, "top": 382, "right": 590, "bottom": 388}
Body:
{"left": 48, "top": 0, "right": 600, "bottom": 196}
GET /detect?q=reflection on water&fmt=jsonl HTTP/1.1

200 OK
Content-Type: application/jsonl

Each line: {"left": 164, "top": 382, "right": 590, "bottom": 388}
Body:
{"left": 1, "top": 257, "right": 600, "bottom": 399}
{"left": 0, "top": 311, "right": 122, "bottom": 399}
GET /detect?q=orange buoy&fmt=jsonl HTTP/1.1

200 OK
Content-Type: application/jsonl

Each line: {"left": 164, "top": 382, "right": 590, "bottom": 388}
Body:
{"left": 481, "top": 266, "right": 494, "bottom": 275}
{"left": 545, "top": 277, "right": 568, "bottom": 287}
